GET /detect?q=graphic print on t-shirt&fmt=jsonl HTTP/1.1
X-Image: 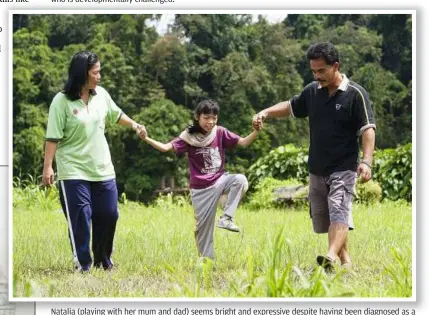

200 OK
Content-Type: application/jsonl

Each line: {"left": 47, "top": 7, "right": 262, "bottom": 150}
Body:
{"left": 196, "top": 147, "right": 221, "bottom": 174}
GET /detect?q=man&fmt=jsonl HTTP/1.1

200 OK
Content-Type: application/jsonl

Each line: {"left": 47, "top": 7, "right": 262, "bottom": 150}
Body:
{"left": 253, "top": 42, "right": 376, "bottom": 271}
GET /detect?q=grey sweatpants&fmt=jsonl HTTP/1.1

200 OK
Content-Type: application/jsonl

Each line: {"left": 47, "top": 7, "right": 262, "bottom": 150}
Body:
{"left": 190, "top": 173, "right": 248, "bottom": 259}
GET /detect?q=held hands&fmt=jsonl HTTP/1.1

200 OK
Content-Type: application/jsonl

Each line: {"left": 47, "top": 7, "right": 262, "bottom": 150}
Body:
{"left": 357, "top": 161, "right": 372, "bottom": 183}
{"left": 252, "top": 111, "right": 267, "bottom": 131}
{"left": 133, "top": 123, "right": 147, "bottom": 139}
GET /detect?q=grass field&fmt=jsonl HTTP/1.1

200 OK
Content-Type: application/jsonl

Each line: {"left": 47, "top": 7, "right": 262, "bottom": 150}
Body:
{"left": 12, "top": 188, "right": 412, "bottom": 298}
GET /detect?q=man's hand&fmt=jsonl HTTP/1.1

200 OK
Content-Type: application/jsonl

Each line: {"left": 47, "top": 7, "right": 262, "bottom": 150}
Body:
{"left": 252, "top": 119, "right": 262, "bottom": 132}
{"left": 42, "top": 165, "right": 55, "bottom": 186}
{"left": 357, "top": 161, "right": 372, "bottom": 183}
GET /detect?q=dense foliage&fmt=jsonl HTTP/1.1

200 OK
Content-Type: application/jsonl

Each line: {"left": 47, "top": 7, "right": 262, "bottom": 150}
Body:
{"left": 247, "top": 143, "right": 412, "bottom": 201}
{"left": 12, "top": 14, "right": 412, "bottom": 201}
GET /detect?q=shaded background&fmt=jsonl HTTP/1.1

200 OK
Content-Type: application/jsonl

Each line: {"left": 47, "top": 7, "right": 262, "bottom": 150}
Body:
{"left": 12, "top": 14, "right": 412, "bottom": 201}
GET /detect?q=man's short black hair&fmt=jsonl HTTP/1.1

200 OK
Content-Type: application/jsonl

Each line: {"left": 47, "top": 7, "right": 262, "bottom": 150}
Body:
{"left": 306, "top": 42, "right": 339, "bottom": 65}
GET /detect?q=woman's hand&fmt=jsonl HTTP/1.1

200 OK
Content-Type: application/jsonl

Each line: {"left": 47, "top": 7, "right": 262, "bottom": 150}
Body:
{"left": 136, "top": 124, "right": 147, "bottom": 139}
{"left": 42, "top": 165, "right": 55, "bottom": 186}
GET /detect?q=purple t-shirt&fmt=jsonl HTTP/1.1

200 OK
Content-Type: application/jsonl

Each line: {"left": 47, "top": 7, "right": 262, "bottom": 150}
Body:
{"left": 171, "top": 126, "right": 240, "bottom": 189}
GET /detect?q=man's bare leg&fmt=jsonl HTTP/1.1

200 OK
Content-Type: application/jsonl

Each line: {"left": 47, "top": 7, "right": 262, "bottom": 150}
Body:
{"left": 338, "top": 233, "right": 352, "bottom": 265}
{"left": 327, "top": 222, "right": 348, "bottom": 262}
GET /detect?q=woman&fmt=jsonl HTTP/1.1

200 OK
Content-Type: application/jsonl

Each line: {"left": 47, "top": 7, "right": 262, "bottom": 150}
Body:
{"left": 42, "top": 51, "right": 145, "bottom": 272}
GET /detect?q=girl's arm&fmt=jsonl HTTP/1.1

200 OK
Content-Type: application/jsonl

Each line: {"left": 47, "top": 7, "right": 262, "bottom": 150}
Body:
{"left": 144, "top": 137, "right": 174, "bottom": 153}
{"left": 237, "top": 130, "right": 259, "bottom": 148}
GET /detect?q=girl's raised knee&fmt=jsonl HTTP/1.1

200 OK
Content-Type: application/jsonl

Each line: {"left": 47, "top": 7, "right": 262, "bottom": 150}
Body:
{"left": 236, "top": 174, "right": 248, "bottom": 192}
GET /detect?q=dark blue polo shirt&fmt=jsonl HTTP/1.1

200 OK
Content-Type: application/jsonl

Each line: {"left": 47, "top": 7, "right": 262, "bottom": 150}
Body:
{"left": 290, "top": 75, "right": 376, "bottom": 176}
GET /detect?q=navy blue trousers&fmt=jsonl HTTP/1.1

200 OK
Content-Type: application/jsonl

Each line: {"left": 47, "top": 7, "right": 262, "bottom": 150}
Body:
{"left": 59, "top": 179, "right": 119, "bottom": 271}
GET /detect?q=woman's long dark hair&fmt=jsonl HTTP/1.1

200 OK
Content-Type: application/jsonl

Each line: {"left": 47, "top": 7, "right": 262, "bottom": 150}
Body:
{"left": 63, "top": 51, "right": 99, "bottom": 100}
{"left": 188, "top": 99, "right": 220, "bottom": 134}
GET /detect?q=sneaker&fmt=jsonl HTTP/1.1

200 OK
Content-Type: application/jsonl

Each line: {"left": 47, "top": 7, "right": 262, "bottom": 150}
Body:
{"left": 217, "top": 216, "right": 240, "bottom": 233}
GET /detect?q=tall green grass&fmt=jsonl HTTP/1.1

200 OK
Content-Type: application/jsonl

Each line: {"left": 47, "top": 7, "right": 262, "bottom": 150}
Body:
{"left": 12, "top": 186, "right": 412, "bottom": 298}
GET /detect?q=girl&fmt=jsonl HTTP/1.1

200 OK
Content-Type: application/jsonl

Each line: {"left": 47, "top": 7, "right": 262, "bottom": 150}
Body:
{"left": 140, "top": 99, "right": 260, "bottom": 260}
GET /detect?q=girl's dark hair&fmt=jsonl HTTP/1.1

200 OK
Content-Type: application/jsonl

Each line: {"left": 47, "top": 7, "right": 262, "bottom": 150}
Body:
{"left": 63, "top": 51, "right": 99, "bottom": 100}
{"left": 188, "top": 99, "right": 220, "bottom": 134}
{"left": 306, "top": 42, "right": 339, "bottom": 65}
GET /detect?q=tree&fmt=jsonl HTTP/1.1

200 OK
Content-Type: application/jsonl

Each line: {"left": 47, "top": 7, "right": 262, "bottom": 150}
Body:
{"left": 368, "top": 14, "right": 412, "bottom": 84}
{"left": 111, "top": 99, "right": 191, "bottom": 201}
{"left": 11, "top": 13, "right": 412, "bottom": 198}
{"left": 144, "top": 34, "right": 189, "bottom": 107}
{"left": 285, "top": 14, "right": 327, "bottom": 39}
{"left": 13, "top": 126, "right": 46, "bottom": 178}
{"left": 352, "top": 63, "right": 410, "bottom": 148}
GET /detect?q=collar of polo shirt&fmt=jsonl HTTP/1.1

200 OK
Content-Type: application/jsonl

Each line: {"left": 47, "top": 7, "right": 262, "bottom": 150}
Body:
{"left": 317, "top": 73, "right": 350, "bottom": 91}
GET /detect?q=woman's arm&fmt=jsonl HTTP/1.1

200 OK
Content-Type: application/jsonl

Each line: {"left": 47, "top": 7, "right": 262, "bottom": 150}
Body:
{"left": 118, "top": 113, "right": 147, "bottom": 136}
{"left": 42, "top": 141, "right": 58, "bottom": 186}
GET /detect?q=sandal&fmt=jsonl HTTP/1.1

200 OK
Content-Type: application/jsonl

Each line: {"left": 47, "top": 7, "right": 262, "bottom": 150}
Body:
{"left": 317, "top": 255, "right": 335, "bottom": 273}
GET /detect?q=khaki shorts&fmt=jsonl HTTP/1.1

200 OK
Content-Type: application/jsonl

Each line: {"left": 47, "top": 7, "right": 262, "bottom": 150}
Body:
{"left": 309, "top": 170, "right": 357, "bottom": 233}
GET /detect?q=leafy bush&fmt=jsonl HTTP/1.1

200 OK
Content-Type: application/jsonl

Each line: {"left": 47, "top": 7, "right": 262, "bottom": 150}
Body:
{"left": 355, "top": 180, "right": 382, "bottom": 204}
{"left": 372, "top": 143, "right": 412, "bottom": 201}
{"left": 247, "top": 144, "right": 308, "bottom": 190}
{"left": 247, "top": 143, "right": 412, "bottom": 202}
{"left": 245, "top": 177, "right": 307, "bottom": 211}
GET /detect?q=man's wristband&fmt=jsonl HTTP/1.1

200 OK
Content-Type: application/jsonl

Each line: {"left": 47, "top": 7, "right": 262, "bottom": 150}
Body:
{"left": 360, "top": 160, "right": 372, "bottom": 169}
